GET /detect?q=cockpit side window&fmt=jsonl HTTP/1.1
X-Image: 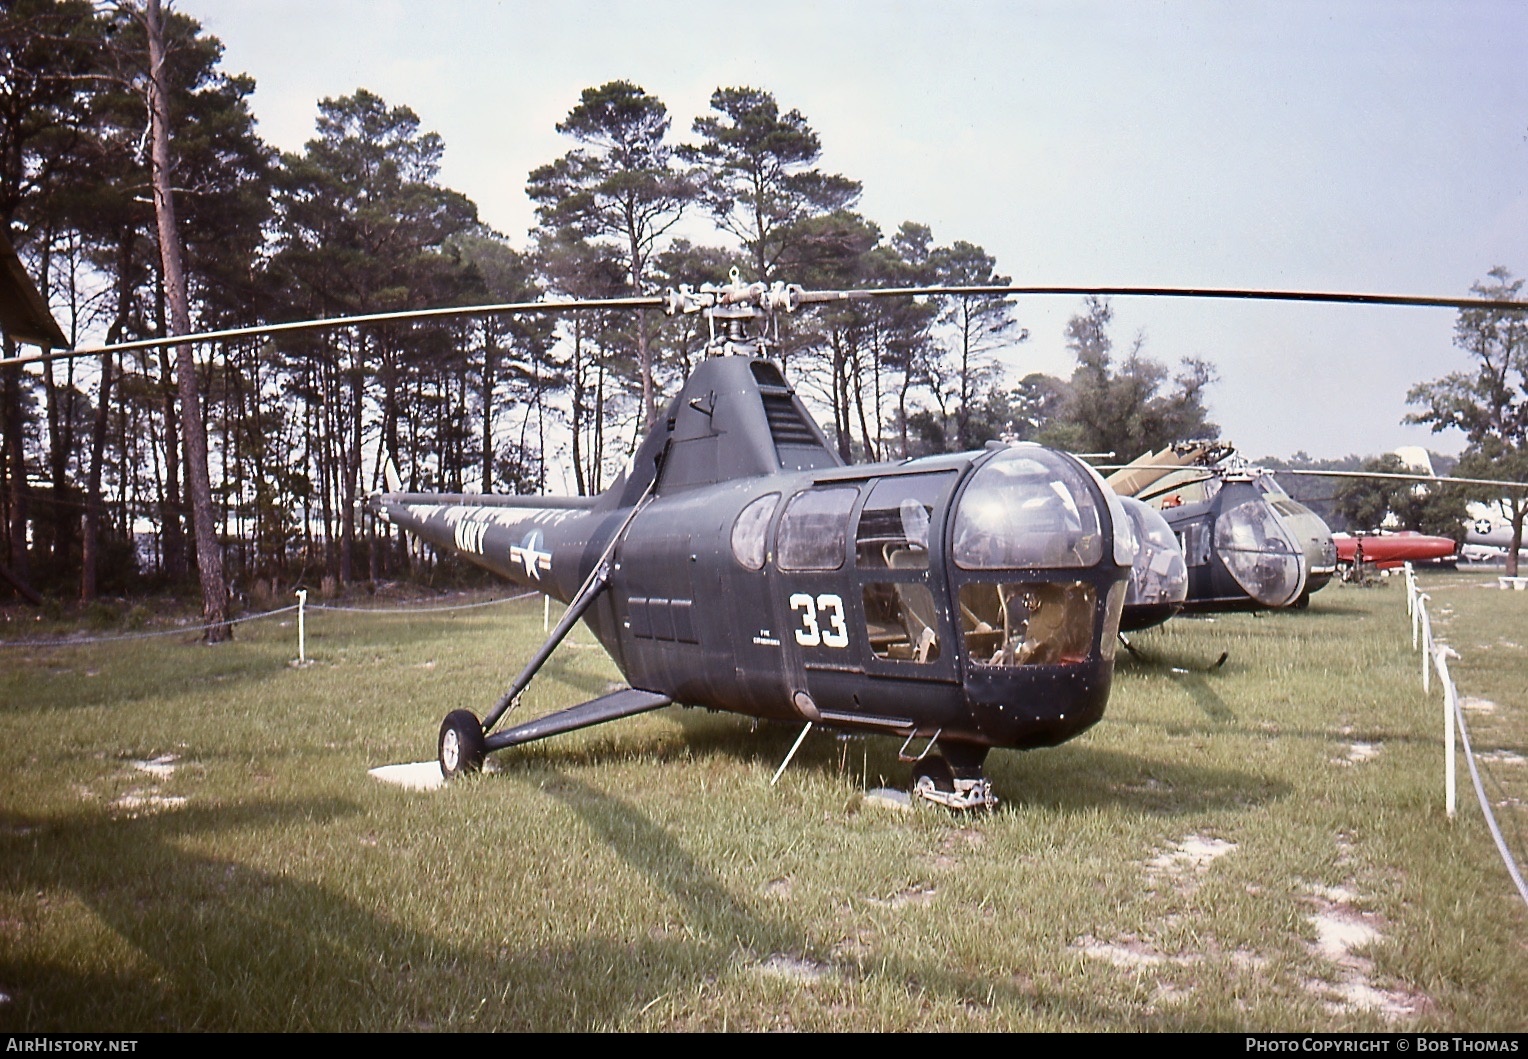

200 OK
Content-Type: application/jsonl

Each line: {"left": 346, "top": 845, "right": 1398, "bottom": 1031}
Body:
{"left": 960, "top": 581, "right": 1098, "bottom": 667}
{"left": 731, "top": 493, "right": 779, "bottom": 570}
{"left": 777, "top": 486, "right": 858, "bottom": 571}
{"left": 855, "top": 472, "right": 954, "bottom": 570}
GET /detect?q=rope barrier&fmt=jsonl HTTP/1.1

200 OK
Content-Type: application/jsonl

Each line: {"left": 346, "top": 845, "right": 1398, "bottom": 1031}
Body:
{"left": 308, "top": 591, "right": 538, "bottom": 614}
{"left": 0, "top": 603, "right": 301, "bottom": 648}
{"left": 1404, "top": 562, "right": 1528, "bottom": 910}
{"left": 0, "top": 589, "right": 543, "bottom": 649}
{"left": 1442, "top": 649, "right": 1528, "bottom": 906}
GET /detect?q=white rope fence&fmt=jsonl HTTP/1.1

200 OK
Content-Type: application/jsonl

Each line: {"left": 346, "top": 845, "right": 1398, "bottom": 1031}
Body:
{"left": 0, "top": 588, "right": 541, "bottom": 653}
{"left": 1404, "top": 563, "right": 1528, "bottom": 908}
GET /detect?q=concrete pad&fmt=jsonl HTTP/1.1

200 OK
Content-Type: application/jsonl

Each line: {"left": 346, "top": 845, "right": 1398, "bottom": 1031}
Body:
{"left": 369, "top": 761, "right": 445, "bottom": 791}
{"left": 864, "top": 787, "right": 913, "bottom": 812}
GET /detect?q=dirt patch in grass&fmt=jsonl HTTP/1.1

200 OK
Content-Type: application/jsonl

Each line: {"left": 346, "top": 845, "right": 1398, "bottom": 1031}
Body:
{"left": 1302, "top": 883, "right": 1428, "bottom": 1021}
{"left": 1338, "top": 742, "right": 1383, "bottom": 766}
{"left": 1145, "top": 833, "right": 1237, "bottom": 895}
{"left": 924, "top": 827, "right": 984, "bottom": 871}
{"left": 866, "top": 883, "right": 937, "bottom": 909}
{"left": 1074, "top": 932, "right": 1198, "bottom": 969}
{"left": 89, "top": 751, "right": 191, "bottom": 817}
{"left": 753, "top": 953, "right": 830, "bottom": 982}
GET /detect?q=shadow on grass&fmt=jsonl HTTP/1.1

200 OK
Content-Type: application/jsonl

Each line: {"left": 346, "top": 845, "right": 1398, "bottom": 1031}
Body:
{"left": 988, "top": 744, "right": 1292, "bottom": 816}
{"left": 0, "top": 775, "right": 1286, "bottom": 1032}
{"left": 1307, "top": 604, "right": 1390, "bottom": 617}
{"left": 0, "top": 798, "right": 413, "bottom": 1031}
{"left": 510, "top": 769, "right": 1269, "bottom": 1030}
{"left": 476, "top": 705, "right": 1288, "bottom": 822}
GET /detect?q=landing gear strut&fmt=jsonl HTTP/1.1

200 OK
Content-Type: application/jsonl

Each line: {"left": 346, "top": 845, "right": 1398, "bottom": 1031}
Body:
{"left": 909, "top": 743, "right": 995, "bottom": 811}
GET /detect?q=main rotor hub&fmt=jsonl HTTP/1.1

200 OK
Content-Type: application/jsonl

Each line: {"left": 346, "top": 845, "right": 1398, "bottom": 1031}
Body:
{"left": 661, "top": 267, "right": 805, "bottom": 357}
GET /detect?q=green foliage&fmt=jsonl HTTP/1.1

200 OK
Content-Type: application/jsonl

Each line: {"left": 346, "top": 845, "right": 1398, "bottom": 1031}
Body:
{"left": 526, "top": 80, "right": 690, "bottom": 272}
{"left": 1406, "top": 268, "right": 1528, "bottom": 573}
{"left": 528, "top": 81, "right": 694, "bottom": 428}
{"left": 1332, "top": 454, "right": 1469, "bottom": 538}
{"left": 1036, "top": 296, "right": 1219, "bottom": 459}
{"left": 686, "top": 87, "right": 861, "bottom": 282}
{"left": 274, "top": 89, "right": 476, "bottom": 317}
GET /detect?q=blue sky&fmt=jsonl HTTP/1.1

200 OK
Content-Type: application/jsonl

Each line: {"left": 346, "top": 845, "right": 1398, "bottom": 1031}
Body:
{"left": 192, "top": 0, "right": 1528, "bottom": 460}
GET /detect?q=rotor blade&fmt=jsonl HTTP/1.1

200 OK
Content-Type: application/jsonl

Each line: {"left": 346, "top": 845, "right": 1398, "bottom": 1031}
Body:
{"left": 1280, "top": 468, "right": 1528, "bottom": 491}
{"left": 809, "top": 284, "right": 1528, "bottom": 313}
{"left": 0, "top": 293, "right": 667, "bottom": 367}
{"left": 10, "top": 282, "right": 1527, "bottom": 369}
{"left": 1135, "top": 472, "right": 1218, "bottom": 503}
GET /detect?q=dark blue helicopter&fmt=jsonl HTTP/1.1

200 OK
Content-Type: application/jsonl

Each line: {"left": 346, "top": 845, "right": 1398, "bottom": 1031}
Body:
{"left": 374, "top": 277, "right": 1137, "bottom": 809}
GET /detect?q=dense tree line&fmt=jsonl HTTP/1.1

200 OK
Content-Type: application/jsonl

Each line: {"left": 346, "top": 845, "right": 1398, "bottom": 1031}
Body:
{"left": 0, "top": 1, "right": 1220, "bottom": 608}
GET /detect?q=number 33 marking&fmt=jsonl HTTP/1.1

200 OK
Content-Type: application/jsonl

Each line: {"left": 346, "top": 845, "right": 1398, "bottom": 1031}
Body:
{"left": 790, "top": 592, "right": 849, "bottom": 648}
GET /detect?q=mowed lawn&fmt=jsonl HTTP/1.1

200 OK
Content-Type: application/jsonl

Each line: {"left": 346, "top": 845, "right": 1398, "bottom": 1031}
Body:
{"left": 0, "top": 575, "right": 1524, "bottom": 1032}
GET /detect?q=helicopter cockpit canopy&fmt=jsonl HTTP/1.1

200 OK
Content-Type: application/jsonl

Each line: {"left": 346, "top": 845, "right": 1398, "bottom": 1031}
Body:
{"left": 1213, "top": 486, "right": 1307, "bottom": 607}
{"left": 1118, "top": 495, "right": 1188, "bottom": 609}
{"left": 951, "top": 446, "right": 1129, "bottom": 668}
{"left": 952, "top": 446, "right": 1122, "bottom": 570}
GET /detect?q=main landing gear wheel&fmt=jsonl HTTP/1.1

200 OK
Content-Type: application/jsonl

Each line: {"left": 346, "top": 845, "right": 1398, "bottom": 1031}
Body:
{"left": 911, "top": 755, "right": 955, "bottom": 796}
{"left": 439, "top": 709, "right": 486, "bottom": 779}
{"left": 910, "top": 754, "right": 997, "bottom": 812}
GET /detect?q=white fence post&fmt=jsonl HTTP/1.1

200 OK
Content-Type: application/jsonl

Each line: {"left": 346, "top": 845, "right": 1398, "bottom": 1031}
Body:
{"left": 1420, "top": 604, "right": 1432, "bottom": 694}
{"left": 297, "top": 588, "right": 308, "bottom": 664}
{"left": 1436, "top": 647, "right": 1458, "bottom": 820}
{"left": 1413, "top": 591, "right": 1428, "bottom": 651}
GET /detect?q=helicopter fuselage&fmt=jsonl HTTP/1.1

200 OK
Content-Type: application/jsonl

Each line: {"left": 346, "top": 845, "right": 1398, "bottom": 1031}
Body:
{"left": 1159, "top": 477, "right": 1335, "bottom": 610}
{"left": 378, "top": 446, "right": 1130, "bottom": 754}
{"left": 374, "top": 354, "right": 1132, "bottom": 763}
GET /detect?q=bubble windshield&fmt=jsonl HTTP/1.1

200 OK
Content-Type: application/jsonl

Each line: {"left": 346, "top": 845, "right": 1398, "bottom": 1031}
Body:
{"left": 1214, "top": 495, "right": 1306, "bottom": 607}
{"left": 953, "top": 447, "right": 1106, "bottom": 570}
{"left": 1119, "top": 496, "right": 1188, "bottom": 608}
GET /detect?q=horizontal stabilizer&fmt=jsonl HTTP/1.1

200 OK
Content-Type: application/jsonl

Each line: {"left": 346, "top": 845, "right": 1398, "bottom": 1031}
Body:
{"left": 483, "top": 688, "right": 672, "bottom": 751}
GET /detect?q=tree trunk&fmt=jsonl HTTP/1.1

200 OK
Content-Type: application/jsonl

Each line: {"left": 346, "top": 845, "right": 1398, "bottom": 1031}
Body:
{"left": 570, "top": 318, "right": 587, "bottom": 496}
{"left": 2, "top": 345, "right": 32, "bottom": 594}
{"left": 147, "top": 0, "right": 228, "bottom": 640}
{"left": 80, "top": 351, "right": 113, "bottom": 602}
{"left": 481, "top": 322, "right": 496, "bottom": 492}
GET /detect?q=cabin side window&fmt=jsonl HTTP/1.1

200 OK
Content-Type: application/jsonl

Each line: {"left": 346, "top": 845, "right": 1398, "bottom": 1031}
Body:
{"left": 730, "top": 493, "right": 779, "bottom": 571}
{"left": 777, "top": 486, "right": 858, "bottom": 571}
{"left": 863, "top": 582, "right": 942, "bottom": 662}
{"left": 854, "top": 472, "right": 954, "bottom": 570}
{"left": 1179, "top": 523, "right": 1211, "bottom": 567}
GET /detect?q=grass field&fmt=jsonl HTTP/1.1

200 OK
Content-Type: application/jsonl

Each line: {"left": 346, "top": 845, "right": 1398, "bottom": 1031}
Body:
{"left": 1, "top": 574, "right": 1524, "bottom": 1032}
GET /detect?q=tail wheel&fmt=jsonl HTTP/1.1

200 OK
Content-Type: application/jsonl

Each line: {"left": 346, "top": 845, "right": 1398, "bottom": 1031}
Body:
{"left": 439, "top": 709, "right": 486, "bottom": 779}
